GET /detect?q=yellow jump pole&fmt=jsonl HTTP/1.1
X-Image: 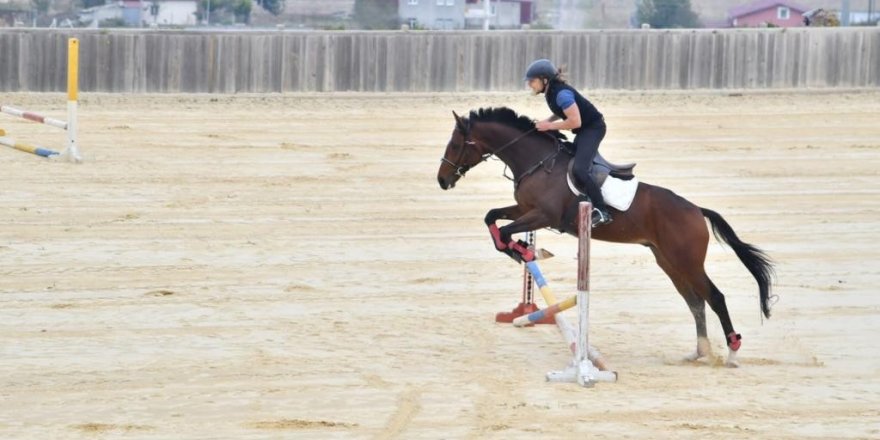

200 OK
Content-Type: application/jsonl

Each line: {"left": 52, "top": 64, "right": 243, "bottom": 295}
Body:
{"left": 60, "top": 37, "right": 82, "bottom": 162}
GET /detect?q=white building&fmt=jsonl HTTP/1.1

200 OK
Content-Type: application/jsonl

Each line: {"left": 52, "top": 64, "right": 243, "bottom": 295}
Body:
{"left": 141, "top": 0, "right": 198, "bottom": 26}
{"left": 399, "top": 0, "right": 534, "bottom": 30}
{"left": 79, "top": 0, "right": 197, "bottom": 27}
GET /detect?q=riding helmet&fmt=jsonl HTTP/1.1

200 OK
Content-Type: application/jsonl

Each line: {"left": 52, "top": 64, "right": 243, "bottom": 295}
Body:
{"left": 524, "top": 59, "right": 558, "bottom": 81}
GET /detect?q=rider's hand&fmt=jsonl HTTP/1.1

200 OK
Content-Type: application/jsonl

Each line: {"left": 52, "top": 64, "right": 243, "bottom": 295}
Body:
{"left": 536, "top": 120, "right": 553, "bottom": 131}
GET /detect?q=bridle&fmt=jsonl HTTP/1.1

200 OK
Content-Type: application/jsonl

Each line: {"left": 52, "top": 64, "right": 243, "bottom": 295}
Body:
{"left": 440, "top": 126, "right": 537, "bottom": 181}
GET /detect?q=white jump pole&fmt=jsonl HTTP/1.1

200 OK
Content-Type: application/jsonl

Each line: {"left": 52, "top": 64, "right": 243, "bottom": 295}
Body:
{"left": 546, "top": 201, "right": 617, "bottom": 387}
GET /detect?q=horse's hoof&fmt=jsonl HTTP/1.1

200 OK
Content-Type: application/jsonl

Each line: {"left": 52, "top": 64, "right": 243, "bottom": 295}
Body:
{"left": 683, "top": 351, "right": 704, "bottom": 362}
{"left": 725, "top": 348, "right": 739, "bottom": 367}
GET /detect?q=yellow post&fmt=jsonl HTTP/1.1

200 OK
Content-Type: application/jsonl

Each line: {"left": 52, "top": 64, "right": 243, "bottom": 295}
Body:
{"left": 67, "top": 38, "right": 78, "bottom": 101}
{"left": 63, "top": 37, "right": 82, "bottom": 162}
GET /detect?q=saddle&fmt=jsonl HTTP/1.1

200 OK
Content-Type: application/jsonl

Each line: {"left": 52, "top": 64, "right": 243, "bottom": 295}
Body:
{"left": 558, "top": 142, "right": 639, "bottom": 231}
{"left": 561, "top": 140, "right": 636, "bottom": 189}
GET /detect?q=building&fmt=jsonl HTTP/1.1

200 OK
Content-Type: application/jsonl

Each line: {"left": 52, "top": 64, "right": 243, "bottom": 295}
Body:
{"left": 0, "top": 0, "right": 29, "bottom": 27}
{"left": 79, "top": 2, "right": 125, "bottom": 27}
{"left": 399, "top": 0, "right": 466, "bottom": 30}
{"left": 728, "top": 0, "right": 808, "bottom": 27}
{"left": 464, "top": 0, "right": 534, "bottom": 29}
{"left": 79, "top": 0, "right": 197, "bottom": 27}
{"left": 141, "top": 0, "right": 198, "bottom": 26}
{"left": 398, "top": 0, "right": 534, "bottom": 30}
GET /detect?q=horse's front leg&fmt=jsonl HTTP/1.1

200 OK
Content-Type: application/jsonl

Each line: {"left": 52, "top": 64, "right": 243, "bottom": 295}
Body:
{"left": 485, "top": 206, "right": 552, "bottom": 263}
{"left": 485, "top": 205, "right": 524, "bottom": 254}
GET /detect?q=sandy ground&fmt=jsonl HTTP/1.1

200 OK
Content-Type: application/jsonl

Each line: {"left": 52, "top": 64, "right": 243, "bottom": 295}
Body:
{"left": 1, "top": 90, "right": 879, "bottom": 439}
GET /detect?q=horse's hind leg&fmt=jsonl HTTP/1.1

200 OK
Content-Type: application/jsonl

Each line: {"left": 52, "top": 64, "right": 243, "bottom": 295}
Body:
{"left": 681, "top": 293, "right": 711, "bottom": 362}
{"left": 703, "top": 278, "right": 742, "bottom": 367}
{"left": 649, "top": 246, "right": 710, "bottom": 361}
{"left": 658, "top": 250, "right": 742, "bottom": 367}
{"left": 651, "top": 193, "right": 742, "bottom": 367}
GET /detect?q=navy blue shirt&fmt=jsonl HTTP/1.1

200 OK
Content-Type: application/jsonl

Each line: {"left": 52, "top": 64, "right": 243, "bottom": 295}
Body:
{"left": 545, "top": 82, "right": 603, "bottom": 134}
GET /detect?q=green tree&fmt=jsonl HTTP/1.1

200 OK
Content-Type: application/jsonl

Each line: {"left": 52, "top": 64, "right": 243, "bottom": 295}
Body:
{"left": 353, "top": 0, "right": 398, "bottom": 30}
{"left": 31, "top": 0, "right": 50, "bottom": 15}
{"left": 200, "top": 0, "right": 252, "bottom": 23}
{"left": 99, "top": 17, "right": 127, "bottom": 27}
{"left": 232, "top": 0, "right": 251, "bottom": 22}
{"left": 256, "top": 0, "right": 284, "bottom": 16}
{"left": 80, "top": 0, "right": 106, "bottom": 8}
{"left": 636, "top": 0, "right": 700, "bottom": 28}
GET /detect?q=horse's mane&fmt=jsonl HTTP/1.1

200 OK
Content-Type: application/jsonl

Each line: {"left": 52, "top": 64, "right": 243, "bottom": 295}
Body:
{"left": 466, "top": 107, "right": 567, "bottom": 141}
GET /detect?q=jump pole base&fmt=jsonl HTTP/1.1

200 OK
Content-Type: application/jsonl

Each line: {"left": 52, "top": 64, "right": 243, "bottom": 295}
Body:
{"left": 55, "top": 146, "right": 83, "bottom": 163}
{"left": 547, "top": 360, "right": 618, "bottom": 387}
{"left": 495, "top": 302, "right": 556, "bottom": 325}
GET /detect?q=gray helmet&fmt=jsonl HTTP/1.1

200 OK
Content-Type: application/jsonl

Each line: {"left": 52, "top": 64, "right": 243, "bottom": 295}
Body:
{"left": 524, "top": 59, "right": 558, "bottom": 81}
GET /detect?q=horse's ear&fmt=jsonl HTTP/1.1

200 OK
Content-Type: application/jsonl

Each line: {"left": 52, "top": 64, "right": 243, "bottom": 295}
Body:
{"left": 452, "top": 110, "right": 467, "bottom": 133}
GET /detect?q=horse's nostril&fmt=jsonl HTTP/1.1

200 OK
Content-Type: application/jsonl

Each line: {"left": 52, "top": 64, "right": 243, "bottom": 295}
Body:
{"left": 438, "top": 176, "right": 448, "bottom": 190}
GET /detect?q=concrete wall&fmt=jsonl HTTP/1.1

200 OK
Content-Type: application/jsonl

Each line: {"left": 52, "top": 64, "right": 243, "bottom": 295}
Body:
{"left": 0, "top": 28, "right": 878, "bottom": 93}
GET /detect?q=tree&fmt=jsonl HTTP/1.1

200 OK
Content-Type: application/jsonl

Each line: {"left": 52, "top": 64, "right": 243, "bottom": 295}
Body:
{"left": 353, "top": 0, "right": 398, "bottom": 30}
{"left": 80, "top": 0, "right": 106, "bottom": 8}
{"left": 636, "top": 0, "right": 699, "bottom": 29}
{"left": 200, "top": 0, "right": 252, "bottom": 24}
{"left": 232, "top": 0, "right": 252, "bottom": 22}
{"left": 256, "top": 0, "right": 284, "bottom": 16}
{"left": 31, "top": 0, "right": 50, "bottom": 16}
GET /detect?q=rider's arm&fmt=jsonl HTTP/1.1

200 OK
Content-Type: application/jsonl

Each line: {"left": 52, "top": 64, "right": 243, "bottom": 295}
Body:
{"left": 537, "top": 90, "right": 582, "bottom": 131}
{"left": 553, "top": 104, "right": 582, "bottom": 131}
{"left": 537, "top": 106, "right": 581, "bottom": 131}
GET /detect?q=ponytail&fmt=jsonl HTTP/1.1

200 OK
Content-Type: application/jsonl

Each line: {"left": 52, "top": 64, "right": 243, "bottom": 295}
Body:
{"left": 554, "top": 65, "right": 568, "bottom": 84}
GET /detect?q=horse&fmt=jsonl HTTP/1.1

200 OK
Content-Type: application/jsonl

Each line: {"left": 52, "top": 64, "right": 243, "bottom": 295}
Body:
{"left": 436, "top": 107, "right": 775, "bottom": 367}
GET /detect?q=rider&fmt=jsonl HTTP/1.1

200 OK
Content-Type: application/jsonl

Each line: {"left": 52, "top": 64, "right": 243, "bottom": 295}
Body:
{"left": 525, "top": 59, "right": 612, "bottom": 227}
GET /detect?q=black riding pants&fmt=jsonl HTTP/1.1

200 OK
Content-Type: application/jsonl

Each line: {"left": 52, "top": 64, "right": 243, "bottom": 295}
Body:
{"left": 572, "top": 121, "right": 608, "bottom": 210}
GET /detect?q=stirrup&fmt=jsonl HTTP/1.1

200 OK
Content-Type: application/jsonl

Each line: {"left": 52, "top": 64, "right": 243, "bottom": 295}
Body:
{"left": 591, "top": 208, "right": 613, "bottom": 227}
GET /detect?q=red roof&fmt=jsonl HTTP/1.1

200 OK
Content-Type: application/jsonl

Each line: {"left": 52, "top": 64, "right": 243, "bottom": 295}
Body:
{"left": 728, "top": 0, "right": 807, "bottom": 18}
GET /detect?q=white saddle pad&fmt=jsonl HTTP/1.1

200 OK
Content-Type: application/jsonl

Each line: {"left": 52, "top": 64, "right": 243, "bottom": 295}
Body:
{"left": 567, "top": 174, "right": 639, "bottom": 211}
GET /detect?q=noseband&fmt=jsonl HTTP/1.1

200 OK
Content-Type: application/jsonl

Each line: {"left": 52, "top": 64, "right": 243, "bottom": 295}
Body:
{"left": 440, "top": 139, "right": 479, "bottom": 178}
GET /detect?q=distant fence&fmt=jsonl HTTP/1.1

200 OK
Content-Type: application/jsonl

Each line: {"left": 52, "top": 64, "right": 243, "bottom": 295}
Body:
{"left": 0, "top": 28, "right": 878, "bottom": 93}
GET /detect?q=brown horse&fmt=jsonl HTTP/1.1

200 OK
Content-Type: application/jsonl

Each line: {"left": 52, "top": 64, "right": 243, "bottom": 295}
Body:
{"left": 437, "top": 107, "right": 775, "bottom": 367}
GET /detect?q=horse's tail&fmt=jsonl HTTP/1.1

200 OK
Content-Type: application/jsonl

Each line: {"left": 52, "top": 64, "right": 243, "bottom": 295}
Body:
{"left": 701, "top": 208, "right": 776, "bottom": 319}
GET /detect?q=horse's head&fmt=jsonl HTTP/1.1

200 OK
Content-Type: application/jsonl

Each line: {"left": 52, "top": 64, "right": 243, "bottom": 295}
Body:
{"left": 438, "top": 107, "right": 561, "bottom": 190}
{"left": 437, "top": 111, "right": 488, "bottom": 190}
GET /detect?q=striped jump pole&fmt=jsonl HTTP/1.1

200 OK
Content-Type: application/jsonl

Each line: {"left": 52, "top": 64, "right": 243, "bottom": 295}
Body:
{"left": 544, "top": 201, "right": 617, "bottom": 387}
{"left": 0, "top": 135, "right": 60, "bottom": 158}
{"left": 0, "top": 37, "right": 81, "bottom": 162}
{"left": 513, "top": 263, "right": 575, "bottom": 327}
{"left": 0, "top": 106, "right": 68, "bottom": 129}
{"left": 495, "top": 231, "right": 556, "bottom": 324}
{"left": 513, "top": 254, "right": 613, "bottom": 374}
